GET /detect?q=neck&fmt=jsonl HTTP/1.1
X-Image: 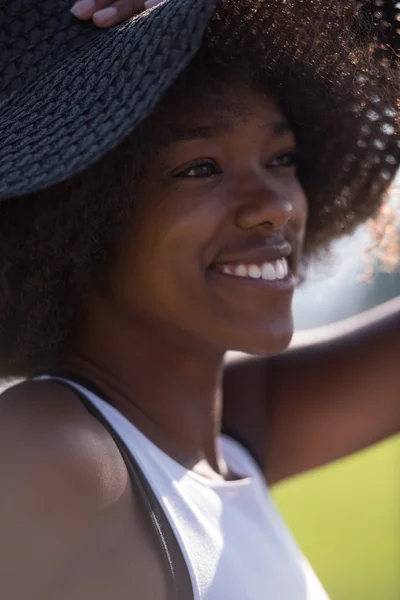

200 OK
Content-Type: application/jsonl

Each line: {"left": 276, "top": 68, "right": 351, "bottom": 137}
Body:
{"left": 59, "top": 296, "right": 227, "bottom": 477}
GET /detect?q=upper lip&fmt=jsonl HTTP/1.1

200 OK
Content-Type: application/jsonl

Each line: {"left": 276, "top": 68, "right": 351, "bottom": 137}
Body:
{"left": 211, "top": 240, "right": 293, "bottom": 267}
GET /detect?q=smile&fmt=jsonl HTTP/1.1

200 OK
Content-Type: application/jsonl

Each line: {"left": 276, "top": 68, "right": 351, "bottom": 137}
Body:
{"left": 209, "top": 256, "right": 296, "bottom": 295}
{"left": 213, "top": 258, "right": 289, "bottom": 281}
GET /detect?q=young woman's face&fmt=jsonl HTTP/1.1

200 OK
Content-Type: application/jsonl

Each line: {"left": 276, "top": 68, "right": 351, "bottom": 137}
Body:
{"left": 104, "top": 86, "right": 308, "bottom": 356}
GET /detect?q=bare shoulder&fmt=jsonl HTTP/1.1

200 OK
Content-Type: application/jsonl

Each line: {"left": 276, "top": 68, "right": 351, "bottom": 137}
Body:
{"left": 0, "top": 379, "right": 129, "bottom": 510}
{"left": 0, "top": 380, "right": 165, "bottom": 600}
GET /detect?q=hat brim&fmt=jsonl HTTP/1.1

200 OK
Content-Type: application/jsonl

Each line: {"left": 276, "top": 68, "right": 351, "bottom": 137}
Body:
{"left": 0, "top": 0, "right": 216, "bottom": 198}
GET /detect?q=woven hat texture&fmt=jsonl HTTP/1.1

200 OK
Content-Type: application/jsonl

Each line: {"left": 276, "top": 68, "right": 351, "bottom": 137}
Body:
{"left": 0, "top": 0, "right": 215, "bottom": 198}
{"left": 0, "top": 0, "right": 399, "bottom": 209}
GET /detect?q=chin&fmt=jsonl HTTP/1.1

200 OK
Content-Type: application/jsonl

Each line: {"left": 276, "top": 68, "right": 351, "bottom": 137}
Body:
{"left": 228, "top": 320, "right": 294, "bottom": 357}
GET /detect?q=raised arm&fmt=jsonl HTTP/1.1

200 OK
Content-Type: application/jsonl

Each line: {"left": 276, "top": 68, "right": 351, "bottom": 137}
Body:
{"left": 223, "top": 297, "right": 400, "bottom": 484}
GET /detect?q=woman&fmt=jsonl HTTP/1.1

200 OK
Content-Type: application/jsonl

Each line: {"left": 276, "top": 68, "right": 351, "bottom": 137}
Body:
{"left": 0, "top": 1, "right": 399, "bottom": 599}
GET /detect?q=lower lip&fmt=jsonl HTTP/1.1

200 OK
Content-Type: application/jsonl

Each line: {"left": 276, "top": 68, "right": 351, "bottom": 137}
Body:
{"left": 208, "top": 268, "right": 297, "bottom": 295}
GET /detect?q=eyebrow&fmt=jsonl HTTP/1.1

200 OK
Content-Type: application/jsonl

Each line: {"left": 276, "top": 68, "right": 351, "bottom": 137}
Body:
{"left": 169, "top": 119, "right": 293, "bottom": 142}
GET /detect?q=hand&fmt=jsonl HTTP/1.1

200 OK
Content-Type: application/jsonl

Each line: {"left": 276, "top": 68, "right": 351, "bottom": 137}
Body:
{"left": 70, "top": 0, "right": 164, "bottom": 28}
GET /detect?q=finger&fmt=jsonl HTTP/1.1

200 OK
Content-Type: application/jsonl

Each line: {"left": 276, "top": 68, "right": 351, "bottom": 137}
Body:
{"left": 71, "top": 0, "right": 137, "bottom": 21}
{"left": 71, "top": 0, "right": 111, "bottom": 20}
{"left": 143, "top": 0, "right": 165, "bottom": 8}
{"left": 93, "top": 0, "right": 146, "bottom": 27}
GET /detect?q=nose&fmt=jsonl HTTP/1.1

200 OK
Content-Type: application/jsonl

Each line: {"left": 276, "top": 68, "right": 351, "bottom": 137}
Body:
{"left": 235, "top": 178, "right": 295, "bottom": 232}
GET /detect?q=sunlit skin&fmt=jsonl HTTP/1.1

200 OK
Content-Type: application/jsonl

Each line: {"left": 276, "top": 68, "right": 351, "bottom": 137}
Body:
{"left": 61, "top": 87, "right": 308, "bottom": 479}
{"left": 65, "top": 0, "right": 400, "bottom": 482}
{"left": 0, "top": 6, "right": 398, "bottom": 600}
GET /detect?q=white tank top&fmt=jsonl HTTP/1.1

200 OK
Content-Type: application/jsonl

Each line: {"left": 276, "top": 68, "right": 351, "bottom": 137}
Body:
{"left": 38, "top": 376, "right": 330, "bottom": 600}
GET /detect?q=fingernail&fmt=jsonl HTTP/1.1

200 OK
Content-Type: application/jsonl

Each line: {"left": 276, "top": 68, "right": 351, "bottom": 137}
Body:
{"left": 144, "top": 0, "right": 164, "bottom": 9}
{"left": 93, "top": 6, "right": 118, "bottom": 25}
{"left": 70, "top": 0, "right": 95, "bottom": 18}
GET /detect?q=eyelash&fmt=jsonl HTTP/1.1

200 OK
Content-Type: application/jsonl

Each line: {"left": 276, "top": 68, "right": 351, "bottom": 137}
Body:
{"left": 173, "top": 151, "right": 298, "bottom": 179}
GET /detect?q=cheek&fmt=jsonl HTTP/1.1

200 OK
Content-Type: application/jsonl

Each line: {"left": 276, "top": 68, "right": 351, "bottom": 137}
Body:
{"left": 108, "top": 211, "right": 208, "bottom": 316}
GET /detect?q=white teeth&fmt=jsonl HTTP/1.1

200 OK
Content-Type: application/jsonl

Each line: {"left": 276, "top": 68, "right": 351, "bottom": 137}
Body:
{"left": 235, "top": 264, "right": 248, "bottom": 277}
{"left": 248, "top": 265, "right": 262, "bottom": 279}
{"left": 275, "top": 259, "right": 285, "bottom": 280}
{"left": 261, "top": 262, "right": 276, "bottom": 281}
{"left": 219, "top": 257, "right": 289, "bottom": 281}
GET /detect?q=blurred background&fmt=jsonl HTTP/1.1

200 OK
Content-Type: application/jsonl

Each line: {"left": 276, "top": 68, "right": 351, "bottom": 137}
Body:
{"left": 272, "top": 173, "right": 400, "bottom": 600}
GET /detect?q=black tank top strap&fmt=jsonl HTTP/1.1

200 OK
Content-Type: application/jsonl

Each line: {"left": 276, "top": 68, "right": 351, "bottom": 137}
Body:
{"left": 33, "top": 369, "right": 194, "bottom": 600}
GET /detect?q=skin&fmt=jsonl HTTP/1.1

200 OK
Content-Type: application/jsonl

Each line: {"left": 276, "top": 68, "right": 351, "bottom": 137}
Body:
{"left": 224, "top": 297, "right": 400, "bottom": 484}
{"left": 70, "top": 0, "right": 163, "bottom": 28}
{"left": 61, "top": 88, "right": 307, "bottom": 476}
{"left": 0, "top": 5, "right": 398, "bottom": 598}
{"left": 76, "top": 0, "right": 398, "bottom": 483}
{"left": 0, "top": 88, "right": 308, "bottom": 599}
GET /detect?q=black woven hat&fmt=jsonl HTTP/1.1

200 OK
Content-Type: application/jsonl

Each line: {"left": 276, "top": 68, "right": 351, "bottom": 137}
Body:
{"left": 0, "top": 0, "right": 216, "bottom": 197}
{"left": 0, "top": 0, "right": 399, "bottom": 210}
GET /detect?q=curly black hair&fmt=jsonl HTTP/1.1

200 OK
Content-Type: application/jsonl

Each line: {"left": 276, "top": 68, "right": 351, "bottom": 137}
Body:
{"left": 0, "top": 0, "right": 399, "bottom": 377}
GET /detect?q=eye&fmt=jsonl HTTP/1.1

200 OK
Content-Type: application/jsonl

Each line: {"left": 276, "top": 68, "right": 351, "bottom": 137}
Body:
{"left": 268, "top": 150, "right": 298, "bottom": 169}
{"left": 173, "top": 160, "right": 221, "bottom": 179}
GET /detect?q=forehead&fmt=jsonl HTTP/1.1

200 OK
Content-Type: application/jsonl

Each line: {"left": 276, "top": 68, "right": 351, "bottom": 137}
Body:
{"left": 155, "top": 84, "right": 292, "bottom": 144}
{"left": 133, "top": 81, "right": 294, "bottom": 167}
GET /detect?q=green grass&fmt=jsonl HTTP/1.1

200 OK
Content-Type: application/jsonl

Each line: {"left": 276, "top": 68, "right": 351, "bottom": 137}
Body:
{"left": 272, "top": 436, "right": 400, "bottom": 600}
